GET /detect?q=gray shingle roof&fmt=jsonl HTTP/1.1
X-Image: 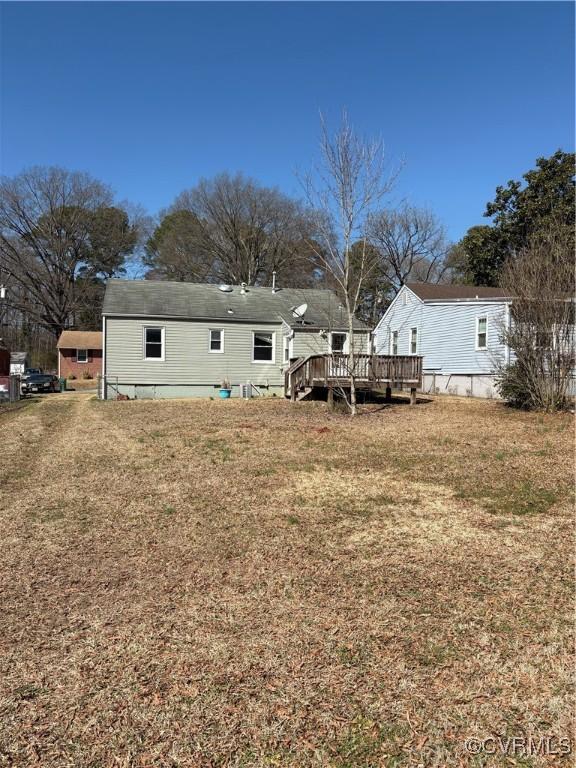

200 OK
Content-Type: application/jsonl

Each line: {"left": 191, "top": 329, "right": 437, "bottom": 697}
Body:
{"left": 103, "top": 280, "right": 368, "bottom": 330}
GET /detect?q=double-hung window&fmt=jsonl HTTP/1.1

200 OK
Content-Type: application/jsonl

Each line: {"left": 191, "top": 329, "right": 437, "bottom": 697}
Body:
{"left": 410, "top": 327, "right": 418, "bottom": 355}
{"left": 76, "top": 349, "right": 88, "bottom": 363}
{"left": 476, "top": 317, "right": 487, "bottom": 350}
{"left": 209, "top": 329, "right": 224, "bottom": 353}
{"left": 330, "top": 332, "right": 347, "bottom": 355}
{"left": 253, "top": 331, "right": 274, "bottom": 363}
{"left": 390, "top": 330, "right": 398, "bottom": 356}
{"left": 144, "top": 327, "right": 164, "bottom": 360}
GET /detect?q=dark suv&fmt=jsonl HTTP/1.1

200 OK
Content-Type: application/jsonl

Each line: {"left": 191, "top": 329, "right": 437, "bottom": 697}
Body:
{"left": 21, "top": 373, "right": 59, "bottom": 394}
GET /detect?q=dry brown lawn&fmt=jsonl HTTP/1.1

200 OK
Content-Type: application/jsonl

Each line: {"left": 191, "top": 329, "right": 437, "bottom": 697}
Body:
{"left": 0, "top": 392, "right": 573, "bottom": 767}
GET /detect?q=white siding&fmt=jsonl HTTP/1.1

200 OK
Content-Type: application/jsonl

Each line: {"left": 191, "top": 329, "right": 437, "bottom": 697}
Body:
{"left": 374, "top": 286, "right": 509, "bottom": 375}
{"left": 374, "top": 287, "right": 424, "bottom": 356}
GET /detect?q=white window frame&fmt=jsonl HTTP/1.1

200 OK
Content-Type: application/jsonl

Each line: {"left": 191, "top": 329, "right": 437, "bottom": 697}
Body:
{"left": 208, "top": 328, "right": 224, "bottom": 354}
{"left": 329, "top": 332, "right": 348, "bottom": 355}
{"left": 476, "top": 316, "right": 488, "bottom": 350}
{"left": 252, "top": 330, "right": 275, "bottom": 364}
{"left": 283, "top": 334, "right": 293, "bottom": 364}
{"left": 390, "top": 330, "right": 398, "bottom": 356}
{"left": 143, "top": 326, "right": 165, "bottom": 361}
{"left": 76, "top": 349, "right": 88, "bottom": 363}
{"left": 409, "top": 327, "right": 418, "bottom": 355}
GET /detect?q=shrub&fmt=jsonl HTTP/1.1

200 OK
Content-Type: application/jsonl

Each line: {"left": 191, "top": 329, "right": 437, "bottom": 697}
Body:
{"left": 68, "top": 374, "right": 76, "bottom": 380}
{"left": 81, "top": 371, "right": 93, "bottom": 380}
{"left": 495, "top": 363, "right": 534, "bottom": 409}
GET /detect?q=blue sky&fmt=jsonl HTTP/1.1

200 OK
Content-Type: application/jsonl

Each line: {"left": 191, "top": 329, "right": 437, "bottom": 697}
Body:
{"left": 1, "top": 2, "right": 574, "bottom": 242}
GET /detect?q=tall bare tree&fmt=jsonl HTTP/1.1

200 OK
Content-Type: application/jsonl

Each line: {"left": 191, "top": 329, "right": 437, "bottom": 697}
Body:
{"left": 496, "top": 224, "right": 574, "bottom": 411}
{"left": 301, "top": 113, "right": 396, "bottom": 415}
{"left": 169, "top": 173, "right": 321, "bottom": 287}
{"left": 0, "top": 167, "right": 140, "bottom": 338}
{"left": 366, "top": 204, "right": 449, "bottom": 295}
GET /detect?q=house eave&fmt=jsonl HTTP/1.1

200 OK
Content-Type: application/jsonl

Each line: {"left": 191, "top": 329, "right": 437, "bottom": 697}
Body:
{"left": 422, "top": 298, "right": 512, "bottom": 305}
{"left": 102, "top": 311, "right": 366, "bottom": 331}
{"left": 101, "top": 312, "right": 283, "bottom": 324}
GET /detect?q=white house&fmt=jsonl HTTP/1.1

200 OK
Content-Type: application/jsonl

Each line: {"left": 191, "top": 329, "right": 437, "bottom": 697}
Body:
{"left": 373, "top": 282, "right": 512, "bottom": 398}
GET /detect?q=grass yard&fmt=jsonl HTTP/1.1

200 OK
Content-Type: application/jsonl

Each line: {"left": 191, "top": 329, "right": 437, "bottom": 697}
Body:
{"left": 0, "top": 393, "right": 573, "bottom": 767}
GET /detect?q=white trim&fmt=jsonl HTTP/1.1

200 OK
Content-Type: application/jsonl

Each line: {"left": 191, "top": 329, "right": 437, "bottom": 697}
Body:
{"left": 143, "top": 325, "right": 165, "bottom": 361}
{"left": 251, "top": 330, "right": 276, "bottom": 364}
{"left": 76, "top": 348, "right": 88, "bottom": 363}
{"left": 504, "top": 304, "right": 511, "bottom": 364}
{"left": 329, "top": 331, "right": 348, "bottom": 355}
{"left": 283, "top": 333, "right": 293, "bottom": 364}
{"left": 409, "top": 327, "right": 418, "bottom": 355}
{"left": 208, "top": 328, "right": 224, "bottom": 353}
{"left": 102, "top": 315, "right": 107, "bottom": 398}
{"left": 475, "top": 316, "right": 488, "bottom": 351}
{"left": 390, "top": 329, "right": 399, "bottom": 355}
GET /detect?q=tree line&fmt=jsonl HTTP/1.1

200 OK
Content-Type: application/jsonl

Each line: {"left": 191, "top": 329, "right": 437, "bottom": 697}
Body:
{"left": 0, "top": 137, "right": 573, "bottom": 376}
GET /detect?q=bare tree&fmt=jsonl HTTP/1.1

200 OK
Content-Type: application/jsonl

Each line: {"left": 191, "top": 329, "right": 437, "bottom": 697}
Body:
{"left": 367, "top": 204, "right": 449, "bottom": 295}
{"left": 0, "top": 167, "right": 140, "bottom": 338}
{"left": 171, "top": 173, "right": 320, "bottom": 287}
{"left": 496, "top": 224, "right": 574, "bottom": 411}
{"left": 301, "top": 113, "right": 396, "bottom": 415}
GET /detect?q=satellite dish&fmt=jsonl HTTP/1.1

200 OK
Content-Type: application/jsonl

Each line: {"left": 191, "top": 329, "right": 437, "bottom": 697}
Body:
{"left": 218, "top": 284, "right": 233, "bottom": 293}
{"left": 291, "top": 303, "right": 308, "bottom": 320}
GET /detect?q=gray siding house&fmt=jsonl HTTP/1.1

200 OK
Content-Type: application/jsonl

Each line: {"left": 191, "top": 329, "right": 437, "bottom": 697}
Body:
{"left": 373, "top": 282, "right": 512, "bottom": 398}
{"left": 102, "top": 279, "right": 369, "bottom": 399}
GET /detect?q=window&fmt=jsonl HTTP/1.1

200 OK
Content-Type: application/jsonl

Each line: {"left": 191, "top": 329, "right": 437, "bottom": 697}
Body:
{"left": 476, "top": 317, "right": 487, "bottom": 349}
{"left": 144, "top": 327, "right": 164, "bottom": 360}
{"left": 330, "top": 332, "right": 347, "bottom": 355}
{"left": 209, "top": 329, "right": 223, "bottom": 353}
{"left": 410, "top": 327, "right": 418, "bottom": 355}
{"left": 283, "top": 335, "right": 291, "bottom": 363}
{"left": 76, "top": 349, "right": 88, "bottom": 363}
{"left": 390, "top": 330, "right": 398, "bottom": 356}
{"left": 252, "top": 331, "right": 274, "bottom": 362}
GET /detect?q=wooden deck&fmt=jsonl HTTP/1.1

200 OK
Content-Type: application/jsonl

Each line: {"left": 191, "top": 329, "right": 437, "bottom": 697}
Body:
{"left": 285, "top": 353, "right": 423, "bottom": 402}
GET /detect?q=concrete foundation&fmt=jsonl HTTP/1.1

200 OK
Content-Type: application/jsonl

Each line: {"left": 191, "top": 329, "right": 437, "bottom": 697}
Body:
{"left": 421, "top": 373, "right": 499, "bottom": 399}
{"left": 103, "top": 382, "right": 285, "bottom": 400}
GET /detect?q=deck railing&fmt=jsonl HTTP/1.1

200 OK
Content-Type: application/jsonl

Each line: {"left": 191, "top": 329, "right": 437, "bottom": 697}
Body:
{"left": 285, "top": 353, "right": 422, "bottom": 398}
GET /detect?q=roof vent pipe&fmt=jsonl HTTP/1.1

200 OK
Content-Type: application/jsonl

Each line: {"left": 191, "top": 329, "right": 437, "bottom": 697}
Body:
{"left": 240, "top": 282, "right": 248, "bottom": 295}
{"left": 271, "top": 271, "right": 277, "bottom": 293}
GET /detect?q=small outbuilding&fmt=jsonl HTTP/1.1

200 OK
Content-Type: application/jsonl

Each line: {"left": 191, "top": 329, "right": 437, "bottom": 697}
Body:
{"left": 57, "top": 331, "right": 103, "bottom": 380}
